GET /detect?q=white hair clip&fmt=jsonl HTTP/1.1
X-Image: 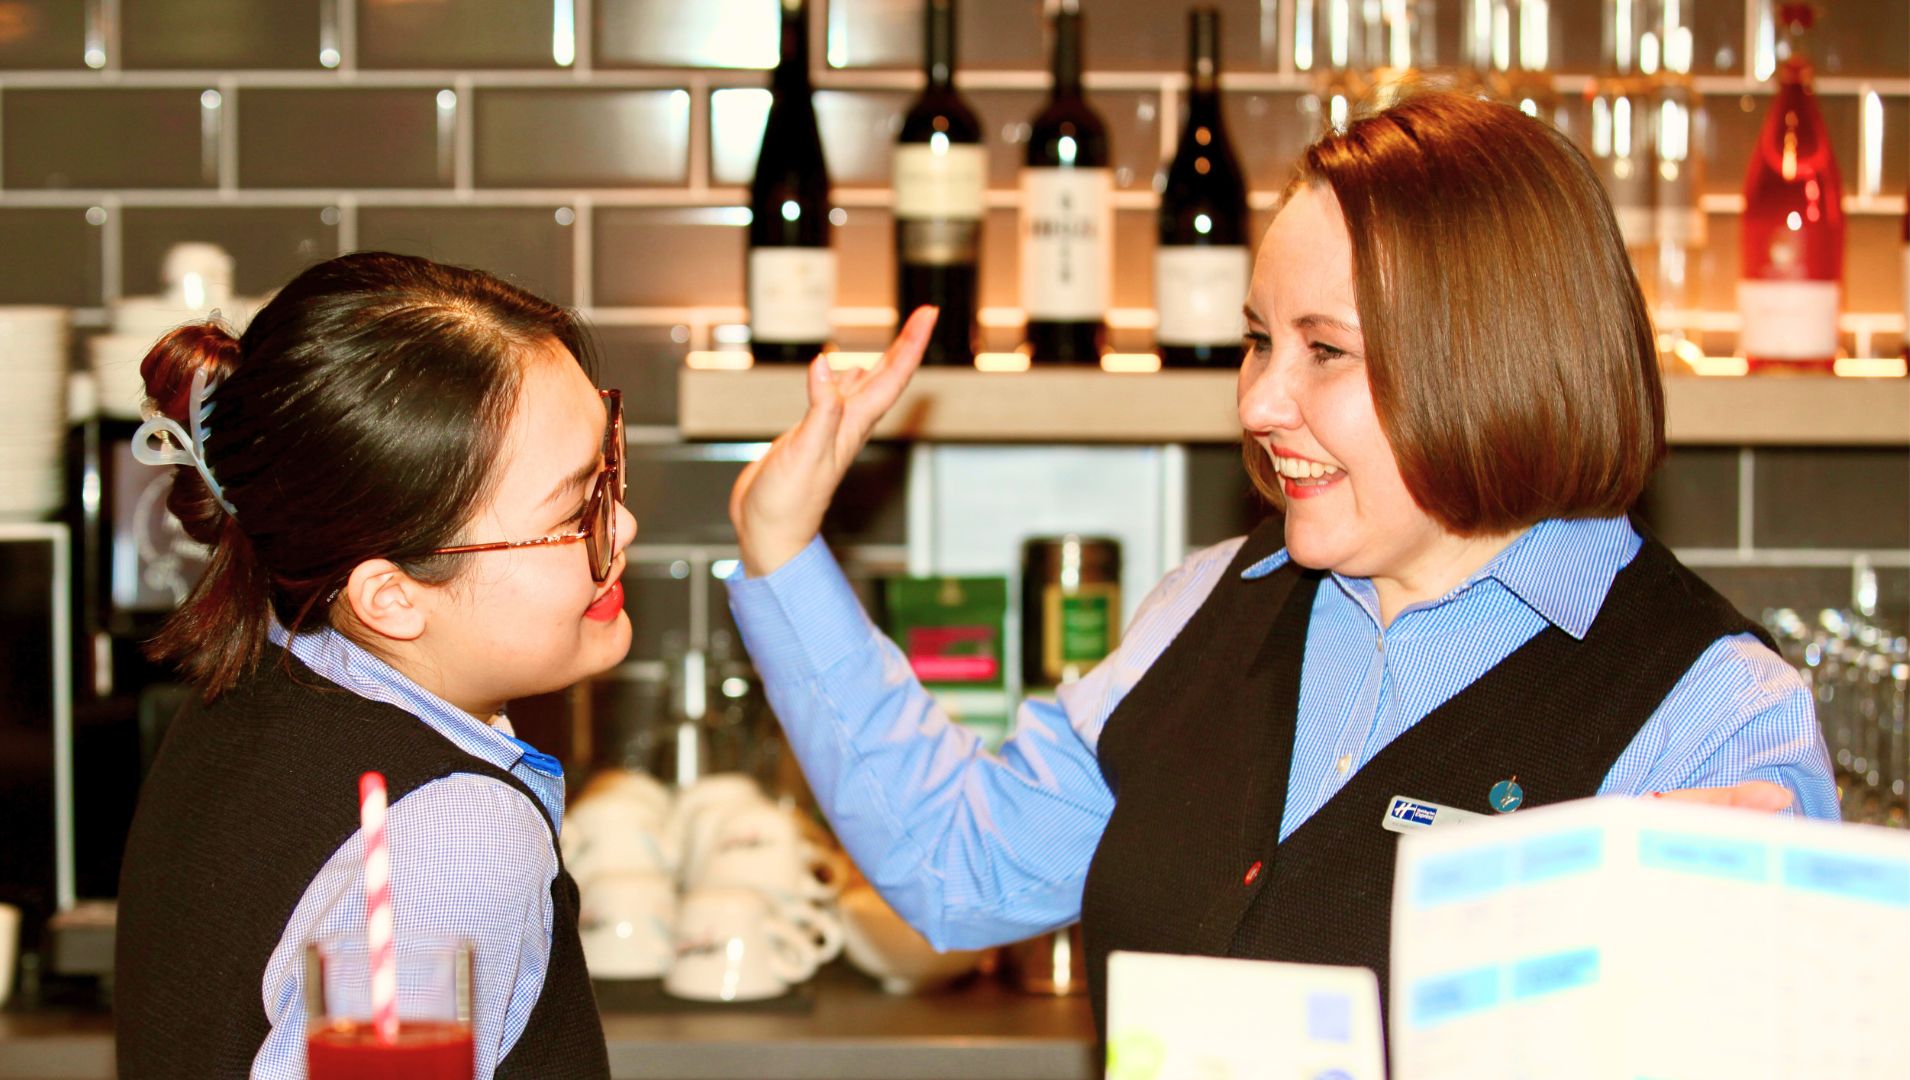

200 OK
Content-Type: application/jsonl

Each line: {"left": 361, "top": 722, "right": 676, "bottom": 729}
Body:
{"left": 132, "top": 366, "right": 238, "bottom": 517}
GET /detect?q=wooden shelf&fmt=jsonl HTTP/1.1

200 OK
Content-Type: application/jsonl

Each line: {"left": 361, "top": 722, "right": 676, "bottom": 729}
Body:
{"left": 679, "top": 368, "right": 1910, "bottom": 446}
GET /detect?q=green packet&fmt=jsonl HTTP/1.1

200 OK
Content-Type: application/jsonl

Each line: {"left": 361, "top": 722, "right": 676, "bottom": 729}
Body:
{"left": 880, "top": 576, "right": 1011, "bottom": 749}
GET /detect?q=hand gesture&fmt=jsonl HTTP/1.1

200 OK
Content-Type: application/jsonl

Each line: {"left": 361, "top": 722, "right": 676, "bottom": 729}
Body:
{"left": 729, "top": 307, "right": 940, "bottom": 578}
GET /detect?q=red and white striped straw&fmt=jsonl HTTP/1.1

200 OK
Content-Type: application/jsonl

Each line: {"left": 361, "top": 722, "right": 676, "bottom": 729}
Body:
{"left": 358, "top": 771, "right": 399, "bottom": 1046}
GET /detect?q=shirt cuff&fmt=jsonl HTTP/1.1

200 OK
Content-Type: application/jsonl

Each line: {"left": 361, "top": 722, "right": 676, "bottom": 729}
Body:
{"left": 724, "top": 535, "right": 880, "bottom": 681}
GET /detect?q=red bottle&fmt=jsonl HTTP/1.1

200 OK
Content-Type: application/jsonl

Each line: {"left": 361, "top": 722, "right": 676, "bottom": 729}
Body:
{"left": 1738, "top": 3, "right": 1845, "bottom": 374}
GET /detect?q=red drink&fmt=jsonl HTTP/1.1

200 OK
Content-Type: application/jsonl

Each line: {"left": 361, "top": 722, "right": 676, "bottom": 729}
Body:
{"left": 307, "top": 1018, "right": 474, "bottom": 1080}
{"left": 1738, "top": 3, "right": 1845, "bottom": 375}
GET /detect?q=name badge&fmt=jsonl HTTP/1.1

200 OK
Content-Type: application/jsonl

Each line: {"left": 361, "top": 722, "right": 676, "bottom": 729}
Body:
{"left": 1381, "top": 795, "right": 1483, "bottom": 834}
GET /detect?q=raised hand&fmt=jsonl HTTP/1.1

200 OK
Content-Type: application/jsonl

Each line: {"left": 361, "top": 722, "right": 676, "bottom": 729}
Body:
{"left": 729, "top": 307, "right": 940, "bottom": 578}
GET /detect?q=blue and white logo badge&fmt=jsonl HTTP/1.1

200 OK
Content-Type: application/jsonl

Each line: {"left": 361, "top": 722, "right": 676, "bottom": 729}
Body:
{"left": 1382, "top": 795, "right": 1482, "bottom": 834}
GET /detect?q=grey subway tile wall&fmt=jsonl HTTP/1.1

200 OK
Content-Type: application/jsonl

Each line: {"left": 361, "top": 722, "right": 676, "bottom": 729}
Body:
{"left": 1633, "top": 448, "right": 1742, "bottom": 550}
{"left": 1752, "top": 449, "right": 1910, "bottom": 551}
{"left": 359, "top": 0, "right": 563, "bottom": 69}
{"left": 824, "top": 0, "right": 1043, "bottom": 70}
{"left": 119, "top": 207, "right": 336, "bottom": 298}
{"left": 623, "top": 447, "right": 751, "bottom": 545}
{"left": 475, "top": 89, "right": 692, "bottom": 188}
{"left": 593, "top": 207, "right": 747, "bottom": 308}
{"left": 617, "top": 562, "right": 695, "bottom": 661}
{"left": 357, "top": 205, "right": 578, "bottom": 304}
{"left": 1696, "top": 566, "right": 1910, "bottom": 627}
{"left": 238, "top": 89, "right": 451, "bottom": 189}
{"left": 711, "top": 88, "right": 910, "bottom": 187}
{"left": 120, "top": 0, "right": 323, "bottom": 69}
{"left": 596, "top": 0, "right": 783, "bottom": 69}
{"left": 0, "top": 0, "right": 86, "bottom": 69}
{"left": 3, "top": 89, "right": 211, "bottom": 189}
{"left": 591, "top": 324, "right": 689, "bottom": 427}
{"left": 0, "top": 209, "right": 101, "bottom": 305}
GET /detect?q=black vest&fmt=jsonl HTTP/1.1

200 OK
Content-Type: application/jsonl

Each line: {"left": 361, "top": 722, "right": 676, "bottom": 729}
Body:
{"left": 116, "top": 647, "right": 609, "bottom": 1079}
{"left": 1080, "top": 520, "right": 1768, "bottom": 1035}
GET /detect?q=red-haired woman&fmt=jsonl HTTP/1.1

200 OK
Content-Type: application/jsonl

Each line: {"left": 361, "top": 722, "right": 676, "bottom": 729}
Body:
{"left": 724, "top": 91, "right": 1836, "bottom": 1030}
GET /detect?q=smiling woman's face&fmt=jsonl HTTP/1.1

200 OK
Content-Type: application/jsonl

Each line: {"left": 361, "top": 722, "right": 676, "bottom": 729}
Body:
{"left": 418, "top": 337, "right": 637, "bottom": 713}
{"left": 1236, "top": 183, "right": 1450, "bottom": 581}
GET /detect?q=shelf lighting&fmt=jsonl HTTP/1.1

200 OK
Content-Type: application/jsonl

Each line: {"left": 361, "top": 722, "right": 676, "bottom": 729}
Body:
{"left": 685, "top": 350, "right": 754, "bottom": 371}
{"left": 825, "top": 352, "right": 882, "bottom": 371}
{"left": 1101, "top": 353, "right": 1163, "bottom": 374}
{"left": 1834, "top": 357, "right": 1908, "bottom": 378}
{"left": 975, "top": 352, "right": 1032, "bottom": 373}
{"left": 1685, "top": 355, "right": 1750, "bottom": 377}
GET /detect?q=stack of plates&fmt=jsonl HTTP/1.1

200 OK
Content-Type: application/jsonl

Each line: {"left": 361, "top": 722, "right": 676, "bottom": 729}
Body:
{"left": 0, "top": 306, "right": 71, "bottom": 520}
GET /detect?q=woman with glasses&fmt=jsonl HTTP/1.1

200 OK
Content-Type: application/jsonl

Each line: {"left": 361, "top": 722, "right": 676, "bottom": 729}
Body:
{"left": 115, "top": 252, "right": 629, "bottom": 1079}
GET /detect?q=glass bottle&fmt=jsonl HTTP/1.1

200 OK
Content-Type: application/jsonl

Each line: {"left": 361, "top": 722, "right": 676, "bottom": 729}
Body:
{"left": 747, "top": 0, "right": 834, "bottom": 365}
{"left": 1737, "top": 3, "right": 1844, "bottom": 375}
{"left": 894, "top": 0, "right": 984, "bottom": 366}
{"left": 1020, "top": 0, "right": 1111, "bottom": 365}
{"left": 1155, "top": 7, "right": 1251, "bottom": 369}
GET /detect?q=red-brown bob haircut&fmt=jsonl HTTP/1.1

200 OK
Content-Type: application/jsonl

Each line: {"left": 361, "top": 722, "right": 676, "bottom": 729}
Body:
{"left": 1244, "top": 89, "right": 1665, "bottom": 536}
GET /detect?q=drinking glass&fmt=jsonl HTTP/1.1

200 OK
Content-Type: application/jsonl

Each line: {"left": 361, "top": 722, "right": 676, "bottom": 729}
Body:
{"left": 304, "top": 935, "right": 474, "bottom": 1080}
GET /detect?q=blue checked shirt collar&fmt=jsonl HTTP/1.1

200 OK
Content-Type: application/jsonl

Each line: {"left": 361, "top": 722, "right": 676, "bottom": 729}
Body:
{"left": 1237, "top": 515, "right": 1640, "bottom": 641}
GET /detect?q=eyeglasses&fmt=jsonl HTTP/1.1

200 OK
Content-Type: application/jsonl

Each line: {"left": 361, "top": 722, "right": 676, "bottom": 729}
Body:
{"left": 430, "top": 389, "right": 626, "bottom": 583}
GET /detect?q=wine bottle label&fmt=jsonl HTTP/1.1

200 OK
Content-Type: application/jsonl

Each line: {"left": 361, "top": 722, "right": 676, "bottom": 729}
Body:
{"left": 749, "top": 247, "right": 836, "bottom": 344}
{"left": 899, "top": 218, "right": 981, "bottom": 267}
{"left": 1737, "top": 279, "right": 1840, "bottom": 360}
{"left": 1154, "top": 245, "right": 1251, "bottom": 346}
{"left": 894, "top": 144, "right": 986, "bottom": 220}
{"left": 1019, "top": 167, "right": 1113, "bottom": 321}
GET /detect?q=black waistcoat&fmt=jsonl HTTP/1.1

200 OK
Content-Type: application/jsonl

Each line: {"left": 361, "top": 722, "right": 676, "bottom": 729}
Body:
{"left": 116, "top": 646, "right": 609, "bottom": 1079}
{"left": 1080, "top": 520, "right": 1769, "bottom": 1036}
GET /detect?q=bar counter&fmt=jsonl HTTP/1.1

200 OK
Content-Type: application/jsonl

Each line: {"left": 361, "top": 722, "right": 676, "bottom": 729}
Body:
{"left": 0, "top": 967, "right": 1098, "bottom": 1080}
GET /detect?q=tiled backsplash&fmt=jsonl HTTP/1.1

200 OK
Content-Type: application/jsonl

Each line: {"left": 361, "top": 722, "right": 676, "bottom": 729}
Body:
{"left": 1, "top": 1, "right": 1905, "bottom": 704}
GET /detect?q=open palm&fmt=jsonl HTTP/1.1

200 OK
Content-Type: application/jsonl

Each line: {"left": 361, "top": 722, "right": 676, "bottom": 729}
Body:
{"left": 729, "top": 306, "right": 940, "bottom": 577}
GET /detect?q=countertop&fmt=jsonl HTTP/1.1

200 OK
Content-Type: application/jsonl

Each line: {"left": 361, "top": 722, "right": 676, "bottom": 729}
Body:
{"left": 0, "top": 966, "right": 1098, "bottom": 1080}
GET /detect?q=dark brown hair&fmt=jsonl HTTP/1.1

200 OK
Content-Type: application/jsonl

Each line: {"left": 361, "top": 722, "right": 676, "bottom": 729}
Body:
{"left": 1244, "top": 89, "right": 1664, "bottom": 535}
{"left": 141, "top": 252, "right": 595, "bottom": 699}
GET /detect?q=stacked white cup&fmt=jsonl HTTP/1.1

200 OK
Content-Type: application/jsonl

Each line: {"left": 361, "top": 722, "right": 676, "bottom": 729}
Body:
{"left": 568, "top": 769, "right": 846, "bottom": 1000}
{"left": 0, "top": 306, "right": 71, "bottom": 520}
{"left": 569, "top": 770, "right": 679, "bottom": 980}
{"left": 667, "top": 774, "right": 845, "bottom": 1002}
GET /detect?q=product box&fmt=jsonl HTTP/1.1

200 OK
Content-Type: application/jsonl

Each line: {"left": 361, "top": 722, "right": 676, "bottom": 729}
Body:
{"left": 1391, "top": 796, "right": 1910, "bottom": 1079}
{"left": 881, "top": 576, "right": 1011, "bottom": 748}
{"left": 1106, "top": 951, "right": 1384, "bottom": 1080}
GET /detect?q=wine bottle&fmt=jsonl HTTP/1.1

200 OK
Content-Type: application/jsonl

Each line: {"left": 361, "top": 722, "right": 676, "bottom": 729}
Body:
{"left": 1738, "top": 3, "right": 1844, "bottom": 375}
{"left": 894, "top": 0, "right": 984, "bottom": 366}
{"left": 1156, "top": 8, "right": 1249, "bottom": 369}
{"left": 1021, "top": 0, "right": 1110, "bottom": 365}
{"left": 748, "top": 0, "right": 834, "bottom": 365}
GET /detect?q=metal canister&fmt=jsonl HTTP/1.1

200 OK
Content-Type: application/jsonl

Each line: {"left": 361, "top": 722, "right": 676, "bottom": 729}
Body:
{"left": 1020, "top": 536, "right": 1122, "bottom": 691}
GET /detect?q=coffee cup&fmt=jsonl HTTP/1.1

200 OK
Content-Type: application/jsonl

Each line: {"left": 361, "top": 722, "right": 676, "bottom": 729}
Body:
{"left": 665, "top": 887, "right": 833, "bottom": 1002}
{"left": 579, "top": 872, "right": 676, "bottom": 980}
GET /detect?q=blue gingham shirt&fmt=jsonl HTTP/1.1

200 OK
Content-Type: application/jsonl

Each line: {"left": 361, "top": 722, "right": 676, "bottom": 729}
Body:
{"left": 726, "top": 516, "right": 1838, "bottom": 951}
{"left": 250, "top": 622, "right": 565, "bottom": 1080}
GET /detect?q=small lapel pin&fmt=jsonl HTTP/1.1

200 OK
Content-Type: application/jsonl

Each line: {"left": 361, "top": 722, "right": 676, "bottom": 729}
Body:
{"left": 1489, "top": 776, "right": 1525, "bottom": 813}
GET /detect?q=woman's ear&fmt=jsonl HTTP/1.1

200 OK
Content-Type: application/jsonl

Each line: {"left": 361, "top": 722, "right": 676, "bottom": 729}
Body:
{"left": 340, "top": 559, "right": 428, "bottom": 642}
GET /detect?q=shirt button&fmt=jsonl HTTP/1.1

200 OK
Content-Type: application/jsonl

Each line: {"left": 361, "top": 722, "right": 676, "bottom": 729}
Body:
{"left": 1337, "top": 754, "right": 1353, "bottom": 775}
